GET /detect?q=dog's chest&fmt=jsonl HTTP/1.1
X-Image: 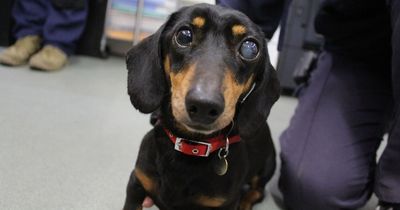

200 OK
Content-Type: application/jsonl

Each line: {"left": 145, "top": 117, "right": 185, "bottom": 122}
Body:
{"left": 155, "top": 146, "right": 248, "bottom": 206}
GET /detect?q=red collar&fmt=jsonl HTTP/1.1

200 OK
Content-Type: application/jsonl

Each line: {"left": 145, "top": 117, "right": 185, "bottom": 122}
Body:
{"left": 162, "top": 127, "right": 241, "bottom": 157}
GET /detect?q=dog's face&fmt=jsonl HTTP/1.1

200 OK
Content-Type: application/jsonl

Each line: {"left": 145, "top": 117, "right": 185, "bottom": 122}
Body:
{"left": 127, "top": 4, "right": 280, "bottom": 137}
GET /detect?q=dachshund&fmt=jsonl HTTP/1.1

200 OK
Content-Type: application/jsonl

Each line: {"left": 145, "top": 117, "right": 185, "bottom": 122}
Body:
{"left": 123, "top": 3, "right": 280, "bottom": 210}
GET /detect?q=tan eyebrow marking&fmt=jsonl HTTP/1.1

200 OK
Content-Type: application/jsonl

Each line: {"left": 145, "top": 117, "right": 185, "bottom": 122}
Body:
{"left": 232, "top": 24, "right": 247, "bottom": 36}
{"left": 192, "top": 16, "right": 206, "bottom": 28}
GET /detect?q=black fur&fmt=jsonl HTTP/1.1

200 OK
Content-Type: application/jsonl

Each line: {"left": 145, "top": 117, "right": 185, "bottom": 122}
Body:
{"left": 126, "top": 25, "right": 167, "bottom": 113}
{"left": 237, "top": 57, "right": 280, "bottom": 138}
{"left": 124, "top": 4, "right": 280, "bottom": 210}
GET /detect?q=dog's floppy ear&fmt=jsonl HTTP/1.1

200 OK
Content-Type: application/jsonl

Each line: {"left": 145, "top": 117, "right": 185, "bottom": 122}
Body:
{"left": 237, "top": 54, "right": 280, "bottom": 138}
{"left": 126, "top": 25, "right": 167, "bottom": 113}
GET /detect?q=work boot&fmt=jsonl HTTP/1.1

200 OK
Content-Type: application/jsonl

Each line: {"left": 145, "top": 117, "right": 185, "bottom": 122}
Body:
{"left": 29, "top": 45, "right": 67, "bottom": 71}
{"left": 0, "top": 35, "right": 41, "bottom": 66}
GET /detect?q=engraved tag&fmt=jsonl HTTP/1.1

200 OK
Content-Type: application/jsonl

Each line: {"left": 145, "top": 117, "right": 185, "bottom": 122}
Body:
{"left": 214, "top": 157, "right": 228, "bottom": 176}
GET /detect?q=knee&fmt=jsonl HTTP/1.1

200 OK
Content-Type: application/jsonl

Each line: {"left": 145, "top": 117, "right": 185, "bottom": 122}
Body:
{"left": 301, "top": 171, "right": 370, "bottom": 208}
{"left": 279, "top": 158, "right": 372, "bottom": 210}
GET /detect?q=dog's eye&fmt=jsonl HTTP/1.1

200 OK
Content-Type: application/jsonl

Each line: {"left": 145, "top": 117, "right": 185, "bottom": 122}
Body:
{"left": 239, "top": 40, "right": 259, "bottom": 60}
{"left": 175, "top": 28, "right": 193, "bottom": 47}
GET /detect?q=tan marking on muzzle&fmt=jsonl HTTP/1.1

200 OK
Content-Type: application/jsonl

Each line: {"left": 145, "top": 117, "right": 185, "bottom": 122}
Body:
{"left": 232, "top": 25, "right": 247, "bottom": 36}
{"left": 192, "top": 17, "right": 206, "bottom": 28}
{"left": 134, "top": 168, "right": 156, "bottom": 193}
{"left": 215, "top": 71, "right": 254, "bottom": 129}
{"left": 195, "top": 195, "right": 227, "bottom": 207}
{"left": 164, "top": 55, "right": 171, "bottom": 74}
{"left": 170, "top": 64, "right": 197, "bottom": 121}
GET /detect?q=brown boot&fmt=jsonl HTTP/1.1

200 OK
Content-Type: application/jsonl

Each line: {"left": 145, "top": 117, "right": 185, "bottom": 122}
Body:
{"left": 29, "top": 45, "right": 67, "bottom": 71}
{"left": 0, "top": 35, "right": 42, "bottom": 66}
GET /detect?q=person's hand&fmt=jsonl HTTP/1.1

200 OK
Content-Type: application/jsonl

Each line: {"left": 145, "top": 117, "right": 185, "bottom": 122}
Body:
{"left": 142, "top": 196, "right": 154, "bottom": 208}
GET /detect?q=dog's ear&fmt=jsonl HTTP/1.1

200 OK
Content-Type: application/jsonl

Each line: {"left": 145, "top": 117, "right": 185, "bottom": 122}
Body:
{"left": 126, "top": 25, "right": 167, "bottom": 113}
{"left": 237, "top": 52, "right": 280, "bottom": 138}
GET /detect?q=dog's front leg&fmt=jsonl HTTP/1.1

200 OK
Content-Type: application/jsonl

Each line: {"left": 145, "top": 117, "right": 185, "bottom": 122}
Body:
{"left": 123, "top": 170, "right": 146, "bottom": 210}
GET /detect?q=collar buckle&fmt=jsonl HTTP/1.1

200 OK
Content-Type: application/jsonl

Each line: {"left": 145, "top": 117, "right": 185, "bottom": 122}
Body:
{"left": 174, "top": 137, "right": 212, "bottom": 157}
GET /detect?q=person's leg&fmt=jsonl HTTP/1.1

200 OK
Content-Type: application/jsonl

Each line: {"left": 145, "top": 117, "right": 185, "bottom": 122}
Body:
{"left": 42, "top": 0, "right": 88, "bottom": 55}
{"left": 0, "top": 0, "right": 46, "bottom": 66}
{"left": 12, "top": 0, "right": 47, "bottom": 38}
{"left": 27, "top": 0, "right": 88, "bottom": 71}
{"left": 279, "top": 52, "right": 392, "bottom": 210}
{"left": 375, "top": 0, "right": 400, "bottom": 206}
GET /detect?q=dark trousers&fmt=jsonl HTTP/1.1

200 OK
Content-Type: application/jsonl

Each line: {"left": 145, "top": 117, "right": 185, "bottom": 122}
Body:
{"left": 279, "top": 1, "right": 400, "bottom": 209}
{"left": 12, "top": 0, "right": 88, "bottom": 55}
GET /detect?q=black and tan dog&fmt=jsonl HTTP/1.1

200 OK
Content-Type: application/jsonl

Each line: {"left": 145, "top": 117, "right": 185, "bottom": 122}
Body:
{"left": 123, "top": 4, "right": 280, "bottom": 210}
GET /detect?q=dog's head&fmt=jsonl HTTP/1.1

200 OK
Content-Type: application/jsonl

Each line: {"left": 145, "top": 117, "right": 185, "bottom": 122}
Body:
{"left": 127, "top": 4, "right": 280, "bottom": 137}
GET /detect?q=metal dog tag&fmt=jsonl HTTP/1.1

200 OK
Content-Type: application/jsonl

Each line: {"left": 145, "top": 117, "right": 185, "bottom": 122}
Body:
{"left": 214, "top": 139, "right": 230, "bottom": 176}
{"left": 214, "top": 157, "right": 228, "bottom": 176}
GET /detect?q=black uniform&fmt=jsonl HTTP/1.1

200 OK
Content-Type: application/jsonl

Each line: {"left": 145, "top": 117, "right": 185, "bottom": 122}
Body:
{"left": 218, "top": 0, "right": 400, "bottom": 209}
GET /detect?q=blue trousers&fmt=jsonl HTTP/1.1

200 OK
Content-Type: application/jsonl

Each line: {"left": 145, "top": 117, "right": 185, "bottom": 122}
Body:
{"left": 12, "top": 0, "right": 88, "bottom": 55}
{"left": 279, "top": 1, "right": 400, "bottom": 209}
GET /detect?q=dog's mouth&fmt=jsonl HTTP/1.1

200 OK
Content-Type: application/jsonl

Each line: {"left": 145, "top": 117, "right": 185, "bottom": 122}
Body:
{"left": 180, "top": 121, "right": 217, "bottom": 135}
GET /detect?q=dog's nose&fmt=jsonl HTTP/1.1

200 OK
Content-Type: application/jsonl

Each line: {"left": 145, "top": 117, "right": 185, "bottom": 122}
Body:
{"left": 185, "top": 89, "right": 224, "bottom": 124}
